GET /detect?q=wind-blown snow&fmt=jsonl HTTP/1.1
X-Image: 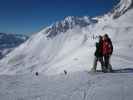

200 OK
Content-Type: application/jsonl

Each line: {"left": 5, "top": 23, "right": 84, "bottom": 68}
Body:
{"left": 0, "top": 0, "right": 133, "bottom": 100}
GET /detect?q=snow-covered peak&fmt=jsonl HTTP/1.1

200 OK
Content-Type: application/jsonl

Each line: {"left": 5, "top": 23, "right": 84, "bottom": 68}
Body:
{"left": 45, "top": 16, "right": 97, "bottom": 38}
{"left": 111, "top": 0, "right": 133, "bottom": 18}
{"left": 93, "top": 0, "right": 133, "bottom": 24}
{"left": 63, "top": 16, "right": 91, "bottom": 24}
{"left": 40, "top": 0, "right": 133, "bottom": 38}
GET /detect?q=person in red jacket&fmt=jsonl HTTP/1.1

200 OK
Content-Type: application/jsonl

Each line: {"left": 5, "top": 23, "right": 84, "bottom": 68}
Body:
{"left": 102, "top": 34, "right": 113, "bottom": 72}
{"left": 91, "top": 36, "right": 105, "bottom": 72}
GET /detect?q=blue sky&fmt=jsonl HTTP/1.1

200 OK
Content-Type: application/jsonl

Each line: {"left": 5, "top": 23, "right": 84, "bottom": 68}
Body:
{"left": 0, "top": 0, "right": 119, "bottom": 35}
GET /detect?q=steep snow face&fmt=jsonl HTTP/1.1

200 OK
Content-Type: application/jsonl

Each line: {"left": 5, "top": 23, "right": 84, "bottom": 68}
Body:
{"left": 0, "top": 0, "right": 133, "bottom": 75}
{"left": 111, "top": 0, "right": 133, "bottom": 18}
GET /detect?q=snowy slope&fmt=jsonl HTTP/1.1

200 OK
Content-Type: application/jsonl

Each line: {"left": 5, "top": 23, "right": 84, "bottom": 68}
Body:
{"left": 0, "top": 0, "right": 133, "bottom": 100}
{"left": 0, "top": 0, "right": 133, "bottom": 75}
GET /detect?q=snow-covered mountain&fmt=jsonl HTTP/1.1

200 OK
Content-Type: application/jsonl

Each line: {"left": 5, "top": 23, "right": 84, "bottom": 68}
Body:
{"left": 0, "top": 33, "right": 28, "bottom": 59}
{"left": 0, "top": 0, "right": 133, "bottom": 100}
{"left": 45, "top": 16, "right": 97, "bottom": 38}
{"left": 0, "top": 0, "right": 133, "bottom": 75}
{"left": 111, "top": 0, "right": 133, "bottom": 18}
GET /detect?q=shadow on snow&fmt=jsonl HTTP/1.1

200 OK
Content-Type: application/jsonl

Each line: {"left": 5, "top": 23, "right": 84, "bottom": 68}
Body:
{"left": 113, "top": 68, "right": 133, "bottom": 73}
{"left": 95, "top": 68, "right": 133, "bottom": 74}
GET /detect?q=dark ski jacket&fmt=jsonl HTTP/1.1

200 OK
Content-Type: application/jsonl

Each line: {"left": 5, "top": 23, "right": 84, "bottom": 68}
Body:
{"left": 95, "top": 42, "right": 103, "bottom": 57}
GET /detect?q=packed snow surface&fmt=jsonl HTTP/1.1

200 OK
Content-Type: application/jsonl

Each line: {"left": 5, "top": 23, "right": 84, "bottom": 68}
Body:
{"left": 0, "top": 71, "right": 133, "bottom": 100}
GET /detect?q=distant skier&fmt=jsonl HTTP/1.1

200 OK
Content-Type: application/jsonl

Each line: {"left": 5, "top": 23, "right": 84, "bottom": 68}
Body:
{"left": 64, "top": 70, "right": 67, "bottom": 75}
{"left": 91, "top": 36, "right": 105, "bottom": 72}
{"left": 35, "top": 72, "right": 39, "bottom": 76}
{"left": 102, "top": 34, "right": 113, "bottom": 72}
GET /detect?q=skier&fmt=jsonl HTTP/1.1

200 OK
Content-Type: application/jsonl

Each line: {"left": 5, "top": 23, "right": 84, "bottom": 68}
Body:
{"left": 91, "top": 36, "right": 105, "bottom": 72}
{"left": 35, "top": 72, "right": 39, "bottom": 76}
{"left": 102, "top": 34, "right": 113, "bottom": 72}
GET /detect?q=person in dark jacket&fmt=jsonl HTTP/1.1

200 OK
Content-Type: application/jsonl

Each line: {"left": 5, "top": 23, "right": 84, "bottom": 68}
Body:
{"left": 91, "top": 36, "right": 105, "bottom": 72}
{"left": 102, "top": 34, "right": 113, "bottom": 72}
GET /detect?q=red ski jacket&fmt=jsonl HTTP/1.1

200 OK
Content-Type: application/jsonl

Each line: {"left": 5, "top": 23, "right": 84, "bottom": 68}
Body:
{"left": 102, "top": 39, "right": 112, "bottom": 55}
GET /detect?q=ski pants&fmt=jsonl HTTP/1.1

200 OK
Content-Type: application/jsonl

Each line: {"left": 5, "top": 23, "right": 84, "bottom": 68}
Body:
{"left": 103, "top": 55, "right": 112, "bottom": 72}
{"left": 92, "top": 56, "right": 104, "bottom": 71}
